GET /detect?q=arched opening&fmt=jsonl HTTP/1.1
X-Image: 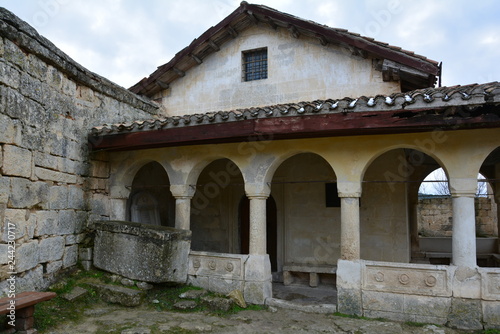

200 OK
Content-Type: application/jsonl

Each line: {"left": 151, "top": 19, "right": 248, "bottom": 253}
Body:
{"left": 191, "top": 159, "right": 244, "bottom": 253}
{"left": 127, "top": 161, "right": 175, "bottom": 227}
{"left": 417, "top": 167, "right": 498, "bottom": 266}
{"left": 362, "top": 148, "right": 442, "bottom": 263}
{"left": 270, "top": 153, "right": 338, "bottom": 287}
{"left": 478, "top": 147, "right": 500, "bottom": 266}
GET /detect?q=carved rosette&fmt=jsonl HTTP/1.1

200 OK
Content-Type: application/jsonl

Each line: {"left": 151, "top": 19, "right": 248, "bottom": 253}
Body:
{"left": 398, "top": 273, "right": 410, "bottom": 285}
{"left": 208, "top": 260, "right": 217, "bottom": 270}
{"left": 425, "top": 275, "right": 437, "bottom": 287}
{"left": 225, "top": 262, "right": 234, "bottom": 272}
{"left": 193, "top": 259, "right": 201, "bottom": 269}
{"left": 374, "top": 271, "right": 384, "bottom": 282}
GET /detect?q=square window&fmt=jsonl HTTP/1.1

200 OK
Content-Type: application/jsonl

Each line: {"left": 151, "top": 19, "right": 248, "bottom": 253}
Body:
{"left": 242, "top": 48, "right": 268, "bottom": 82}
{"left": 325, "top": 183, "right": 341, "bottom": 208}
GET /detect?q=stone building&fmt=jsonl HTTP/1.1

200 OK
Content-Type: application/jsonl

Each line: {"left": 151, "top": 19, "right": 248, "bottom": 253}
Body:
{"left": 1, "top": 2, "right": 500, "bottom": 330}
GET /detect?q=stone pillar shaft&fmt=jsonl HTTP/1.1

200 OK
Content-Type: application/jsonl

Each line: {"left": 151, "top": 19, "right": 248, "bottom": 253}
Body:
{"left": 175, "top": 197, "right": 192, "bottom": 230}
{"left": 452, "top": 195, "right": 477, "bottom": 267}
{"left": 249, "top": 196, "right": 267, "bottom": 255}
{"left": 340, "top": 197, "right": 360, "bottom": 260}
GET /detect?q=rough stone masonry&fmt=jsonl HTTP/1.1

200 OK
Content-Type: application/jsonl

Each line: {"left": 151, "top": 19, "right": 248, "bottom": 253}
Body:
{"left": 0, "top": 7, "right": 162, "bottom": 294}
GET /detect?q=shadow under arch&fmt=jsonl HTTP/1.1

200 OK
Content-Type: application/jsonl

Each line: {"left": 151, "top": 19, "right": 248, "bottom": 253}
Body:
{"left": 190, "top": 158, "right": 245, "bottom": 253}
{"left": 361, "top": 147, "right": 445, "bottom": 264}
{"left": 127, "top": 161, "right": 175, "bottom": 227}
{"left": 270, "top": 152, "right": 338, "bottom": 282}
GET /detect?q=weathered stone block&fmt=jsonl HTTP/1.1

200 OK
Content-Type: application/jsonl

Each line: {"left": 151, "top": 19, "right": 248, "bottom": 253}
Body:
{"left": 0, "top": 244, "right": 10, "bottom": 264}
{"left": 2, "top": 208, "right": 26, "bottom": 242}
{"left": 93, "top": 221, "right": 191, "bottom": 283}
{"left": 58, "top": 210, "right": 77, "bottom": 235}
{"left": 15, "top": 240, "right": 39, "bottom": 272}
{"left": 483, "top": 301, "right": 500, "bottom": 329}
{"left": 447, "top": 298, "right": 483, "bottom": 330}
{"left": 244, "top": 255, "right": 271, "bottom": 281}
{"left": 404, "top": 295, "right": 451, "bottom": 318}
{"left": 35, "top": 210, "right": 58, "bottom": 236}
{"left": 91, "top": 160, "right": 110, "bottom": 178}
{"left": 0, "top": 177, "right": 9, "bottom": 204}
{"left": 337, "top": 260, "right": 362, "bottom": 316}
{"left": 16, "top": 265, "right": 46, "bottom": 292}
{"left": 63, "top": 244, "right": 78, "bottom": 268}
{"left": 362, "top": 290, "right": 404, "bottom": 313}
{"left": 65, "top": 234, "right": 76, "bottom": 245}
{"left": 38, "top": 236, "right": 65, "bottom": 263}
{"left": 452, "top": 266, "right": 481, "bottom": 299}
{"left": 209, "top": 277, "right": 244, "bottom": 295}
{"left": 243, "top": 280, "right": 272, "bottom": 305}
{"left": 68, "top": 186, "right": 85, "bottom": 210}
{"left": 35, "top": 167, "right": 77, "bottom": 184}
{"left": 79, "top": 247, "right": 92, "bottom": 261}
{"left": 90, "top": 193, "right": 110, "bottom": 217}
{"left": 46, "top": 260, "right": 63, "bottom": 274}
{"left": 9, "top": 178, "right": 48, "bottom": 209}
{"left": 0, "top": 60, "right": 21, "bottom": 89}
{"left": 90, "top": 283, "right": 144, "bottom": 307}
{"left": 2, "top": 145, "right": 32, "bottom": 178}
{"left": 47, "top": 185, "right": 68, "bottom": 210}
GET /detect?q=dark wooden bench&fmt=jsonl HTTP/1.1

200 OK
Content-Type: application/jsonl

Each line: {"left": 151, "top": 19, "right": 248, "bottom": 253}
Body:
{"left": 0, "top": 291, "right": 56, "bottom": 333}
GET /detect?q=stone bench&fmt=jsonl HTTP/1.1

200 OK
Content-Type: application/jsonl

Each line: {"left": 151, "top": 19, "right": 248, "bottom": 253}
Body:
{"left": 0, "top": 291, "right": 56, "bottom": 333}
{"left": 283, "top": 264, "right": 337, "bottom": 287}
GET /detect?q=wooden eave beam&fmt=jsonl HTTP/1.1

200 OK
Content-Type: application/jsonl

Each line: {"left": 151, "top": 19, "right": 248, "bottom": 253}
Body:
{"left": 155, "top": 80, "right": 170, "bottom": 89}
{"left": 208, "top": 40, "right": 220, "bottom": 52}
{"left": 227, "top": 25, "right": 238, "bottom": 38}
{"left": 264, "top": 16, "right": 278, "bottom": 30}
{"left": 173, "top": 67, "right": 185, "bottom": 77}
{"left": 288, "top": 24, "right": 300, "bottom": 39}
{"left": 246, "top": 10, "right": 259, "bottom": 24}
{"left": 189, "top": 53, "right": 203, "bottom": 64}
{"left": 89, "top": 106, "right": 500, "bottom": 152}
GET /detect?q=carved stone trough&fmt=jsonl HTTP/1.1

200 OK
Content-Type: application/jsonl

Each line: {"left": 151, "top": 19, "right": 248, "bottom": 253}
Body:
{"left": 93, "top": 221, "right": 191, "bottom": 283}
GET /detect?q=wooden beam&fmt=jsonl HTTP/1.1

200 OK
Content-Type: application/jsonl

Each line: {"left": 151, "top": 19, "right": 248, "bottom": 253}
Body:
{"left": 316, "top": 34, "right": 328, "bottom": 46}
{"left": 208, "top": 40, "right": 220, "bottom": 52}
{"left": 264, "top": 16, "right": 278, "bottom": 30}
{"left": 227, "top": 26, "right": 238, "bottom": 38}
{"left": 246, "top": 10, "right": 259, "bottom": 24}
{"left": 288, "top": 24, "right": 300, "bottom": 39}
{"left": 89, "top": 105, "right": 500, "bottom": 152}
{"left": 189, "top": 53, "right": 203, "bottom": 64}
{"left": 173, "top": 67, "right": 185, "bottom": 77}
{"left": 155, "top": 80, "right": 170, "bottom": 89}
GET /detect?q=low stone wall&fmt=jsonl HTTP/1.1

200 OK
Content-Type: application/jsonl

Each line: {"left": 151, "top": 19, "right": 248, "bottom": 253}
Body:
{"left": 337, "top": 260, "right": 500, "bottom": 330}
{"left": 187, "top": 251, "right": 272, "bottom": 304}
{"left": 0, "top": 9, "right": 159, "bottom": 294}
{"left": 418, "top": 197, "right": 498, "bottom": 237}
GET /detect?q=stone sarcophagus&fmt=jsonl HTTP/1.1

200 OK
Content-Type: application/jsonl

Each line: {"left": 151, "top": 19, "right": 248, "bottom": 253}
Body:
{"left": 93, "top": 221, "right": 191, "bottom": 283}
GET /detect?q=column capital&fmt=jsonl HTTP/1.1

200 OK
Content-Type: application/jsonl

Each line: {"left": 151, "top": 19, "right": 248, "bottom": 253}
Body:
{"left": 170, "top": 184, "right": 196, "bottom": 198}
{"left": 245, "top": 182, "right": 271, "bottom": 199}
{"left": 449, "top": 177, "right": 477, "bottom": 198}
{"left": 336, "top": 181, "right": 362, "bottom": 198}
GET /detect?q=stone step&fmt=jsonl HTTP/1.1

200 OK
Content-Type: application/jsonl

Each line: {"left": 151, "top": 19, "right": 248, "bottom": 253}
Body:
{"left": 88, "top": 283, "right": 145, "bottom": 307}
{"left": 266, "top": 298, "right": 337, "bottom": 314}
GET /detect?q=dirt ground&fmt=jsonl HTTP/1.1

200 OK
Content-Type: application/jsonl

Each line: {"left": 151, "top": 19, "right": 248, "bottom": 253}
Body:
{"left": 45, "top": 304, "right": 478, "bottom": 334}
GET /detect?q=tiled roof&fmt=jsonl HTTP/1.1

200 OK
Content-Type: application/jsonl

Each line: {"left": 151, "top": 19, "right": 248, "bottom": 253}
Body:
{"left": 129, "top": 1, "right": 440, "bottom": 97}
{"left": 92, "top": 82, "right": 500, "bottom": 137}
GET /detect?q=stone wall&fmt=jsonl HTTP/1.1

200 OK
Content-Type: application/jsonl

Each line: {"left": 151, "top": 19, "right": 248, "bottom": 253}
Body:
{"left": 0, "top": 8, "right": 159, "bottom": 294}
{"left": 418, "top": 197, "right": 498, "bottom": 237}
{"left": 337, "top": 260, "right": 500, "bottom": 330}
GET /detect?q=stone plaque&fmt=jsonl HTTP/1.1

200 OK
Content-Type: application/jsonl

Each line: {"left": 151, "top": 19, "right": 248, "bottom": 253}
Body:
{"left": 188, "top": 253, "right": 244, "bottom": 279}
{"left": 363, "top": 263, "right": 451, "bottom": 296}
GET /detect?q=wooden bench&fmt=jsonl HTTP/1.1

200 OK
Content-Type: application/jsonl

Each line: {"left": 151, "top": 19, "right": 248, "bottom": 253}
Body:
{"left": 0, "top": 291, "right": 56, "bottom": 333}
{"left": 283, "top": 264, "right": 337, "bottom": 287}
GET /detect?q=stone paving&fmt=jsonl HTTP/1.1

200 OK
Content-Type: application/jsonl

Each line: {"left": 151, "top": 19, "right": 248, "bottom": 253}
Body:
{"left": 45, "top": 305, "right": 477, "bottom": 334}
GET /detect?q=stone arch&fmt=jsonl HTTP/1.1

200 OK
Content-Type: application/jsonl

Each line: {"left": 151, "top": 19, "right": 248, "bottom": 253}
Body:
{"left": 185, "top": 155, "right": 246, "bottom": 189}
{"left": 190, "top": 158, "right": 245, "bottom": 253}
{"left": 263, "top": 149, "right": 338, "bottom": 186}
{"left": 360, "top": 144, "right": 448, "bottom": 183}
{"left": 270, "top": 152, "right": 339, "bottom": 281}
{"left": 127, "top": 161, "right": 175, "bottom": 227}
{"left": 361, "top": 147, "right": 446, "bottom": 264}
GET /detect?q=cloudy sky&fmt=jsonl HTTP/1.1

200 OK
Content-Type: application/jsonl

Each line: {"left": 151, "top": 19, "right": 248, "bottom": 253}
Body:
{"left": 1, "top": 0, "right": 499, "bottom": 89}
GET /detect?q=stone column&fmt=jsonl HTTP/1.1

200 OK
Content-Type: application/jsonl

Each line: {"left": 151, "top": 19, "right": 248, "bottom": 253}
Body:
{"left": 340, "top": 196, "right": 361, "bottom": 260}
{"left": 170, "top": 185, "right": 196, "bottom": 230}
{"left": 450, "top": 178, "right": 477, "bottom": 267}
{"left": 338, "top": 181, "right": 362, "bottom": 261}
{"left": 249, "top": 195, "right": 268, "bottom": 255}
